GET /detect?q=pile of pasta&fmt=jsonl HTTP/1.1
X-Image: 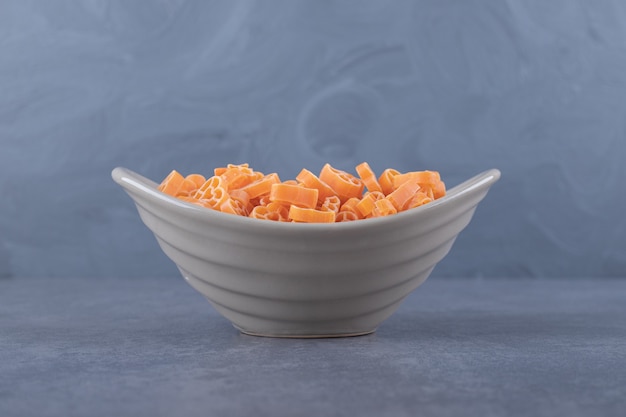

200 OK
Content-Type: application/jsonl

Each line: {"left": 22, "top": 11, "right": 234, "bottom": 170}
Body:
{"left": 157, "top": 163, "right": 445, "bottom": 223}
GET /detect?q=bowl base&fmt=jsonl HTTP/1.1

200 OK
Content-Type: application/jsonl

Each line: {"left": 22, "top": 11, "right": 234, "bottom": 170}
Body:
{"left": 234, "top": 325, "right": 377, "bottom": 339}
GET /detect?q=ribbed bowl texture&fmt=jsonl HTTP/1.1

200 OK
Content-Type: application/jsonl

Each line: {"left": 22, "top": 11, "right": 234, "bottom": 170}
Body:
{"left": 112, "top": 167, "right": 500, "bottom": 338}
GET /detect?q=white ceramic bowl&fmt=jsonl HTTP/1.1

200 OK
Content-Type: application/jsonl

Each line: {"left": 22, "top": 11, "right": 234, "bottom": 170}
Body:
{"left": 112, "top": 167, "right": 500, "bottom": 338}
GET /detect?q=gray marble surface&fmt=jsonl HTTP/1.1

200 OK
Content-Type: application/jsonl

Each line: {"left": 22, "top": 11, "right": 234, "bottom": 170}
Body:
{"left": 2, "top": 276, "right": 625, "bottom": 417}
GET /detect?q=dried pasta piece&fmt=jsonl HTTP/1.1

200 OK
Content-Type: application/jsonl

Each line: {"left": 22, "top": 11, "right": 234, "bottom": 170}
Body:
{"left": 227, "top": 163, "right": 252, "bottom": 171}
{"left": 392, "top": 171, "right": 440, "bottom": 190}
{"left": 270, "top": 183, "right": 318, "bottom": 209}
{"left": 407, "top": 191, "right": 433, "bottom": 209}
{"left": 335, "top": 211, "right": 359, "bottom": 222}
{"left": 158, "top": 170, "right": 186, "bottom": 196}
{"left": 220, "top": 198, "right": 248, "bottom": 216}
{"left": 193, "top": 176, "right": 229, "bottom": 209}
{"left": 423, "top": 186, "right": 434, "bottom": 200}
{"left": 194, "top": 176, "right": 220, "bottom": 198}
{"left": 386, "top": 181, "right": 421, "bottom": 211}
{"left": 266, "top": 202, "right": 290, "bottom": 221}
{"left": 372, "top": 198, "right": 397, "bottom": 217}
{"left": 252, "top": 194, "right": 272, "bottom": 207}
{"left": 215, "top": 163, "right": 252, "bottom": 177}
{"left": 240, "top": 173, "right": 281, "bottom": 199}
{"left": 296, "top": 168, "right": 336, "bottom": 203}
{"left": 393, "top": 170, "right": 446, "bottom": 201}
{"left": 223, "top": 171, "right": 252, "bottom": 190}
{"left": 176, "top": 178, "right": 200, "bottom": 197}
{"left": 320, "top": 195, "right": 341, "bottom": 213}
{"left": 355, "top": 162, "right": 383, "bottom": 193}
{"left": 220, "top": 165, "right": 258, "bottom": 190}
{"left": 249, "top": 205, "right": 284, "bottom": 221}
{"left": 339, "top": 197, "right": 364, "bottom": 219}
{"left": 432, "top": 180, "right": 446, "bottom": 199}
{"left": 355, "top": 191, "right": 385, "bottom": 218}
{"left": 378, "top": 168, "right": 400, "bottom": 196}
{"left": 319, "top": 163, "right": 364, "bottom": 203}
{"left": 185, "top": 174, "right": 206, "bottom": 189}
{"left": 158, "top": 162, "right": 443, "bottom": 222}
{"left": 288, "top": 205, "right": 336, "bottom": 223}
{"left": 413, "top": 180, "right": 445, "bottom": 201}
{"left": 229, "top": 189, "right": 250, "bottom": 208}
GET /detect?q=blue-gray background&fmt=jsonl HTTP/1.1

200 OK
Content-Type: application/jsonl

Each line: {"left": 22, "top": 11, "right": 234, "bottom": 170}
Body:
{"left": 1, "top": 0, "right": 625, "bottom": 279}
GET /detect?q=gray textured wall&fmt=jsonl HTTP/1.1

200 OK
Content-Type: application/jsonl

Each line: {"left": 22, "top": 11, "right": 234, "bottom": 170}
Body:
{"left": 1, "top": 0, "right": 625, "bottom": 279}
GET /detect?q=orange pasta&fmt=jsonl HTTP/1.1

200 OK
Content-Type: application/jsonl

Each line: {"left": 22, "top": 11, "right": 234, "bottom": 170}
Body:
{"left": 296, "top": 168, "right": 336, "bottom": 203}
{"left": 386, "top": 181, "right": 422, "bottom": 211}
{"left": 355, "top": 162, "right": 383, "bottom": 193}
{"left": 266, "top": 202, "right": 290, "bottom": 221}
{"left": 194, "top": 176, "right": 229, "bottom": 210}
{"left": 335, "top": 211, "right": 359, "bottom": 222}
{"left": 185, "top": 174, "right": 206, "bottom": 189}
{"left": 393, "top": 170, "right": 446, "bottom": 202}
{"left": 222, "top": 171, "right": 253, "bottom": 191}
{"left": 255, "top": 194, "right": 272, "bottom": 207}
{"left": 319, "top": 163, "right": 364, "bottom": 203}
{"left": 157, "top": 162, "right": 445, "bottom": 223}
{"left": 158, "top": 170, "right": 186, "bottom": 196}
{"left": 220, "top": 198, "right": 248, "bottom": 216}
{"left": 289, "top": 206, "right": 336, "bottom": 223}
{"left": 432, "top": 180, "right": 446, "bottom": 199}
{"left": 407, "top": 191, "right": 433, "bottom": 209}
{"left": 229, "top": 189, "right": 250, "bottom": 208}
{"left": 372, "top": 198, "right": 397, "bottom": 217}
{"left": 174, "top": 178, "right": 199, "bottom": 197}
{"left": 378, "top": 168, "right": 400, "bottom": 196}
{"left": 270, "top": 183, "right": 318, "bottom": 209}
{"left": 392, "top": 171, "right": 440, "bottom": 190}
{"left": 215, "top": 163, "right": 252, "bottom": 177}
{"left": 356, "top": 191, "right": 385, "bottom": 218}
{"left": 320, "top": 195, "right": 341, "bottom": 213}
{"left": 240, "top": 173, "right": 281, "bottom": 199}
{"left": 249, "top": 205, "right": 284, "bottom": 221}
{"left": 339, "top": 197, "right": 364, "bottom": 219}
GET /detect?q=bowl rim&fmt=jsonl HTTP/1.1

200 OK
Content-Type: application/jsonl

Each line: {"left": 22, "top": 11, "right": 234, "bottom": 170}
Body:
{"left": 112, "top": 166, "right": 500, "bottom": 233}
